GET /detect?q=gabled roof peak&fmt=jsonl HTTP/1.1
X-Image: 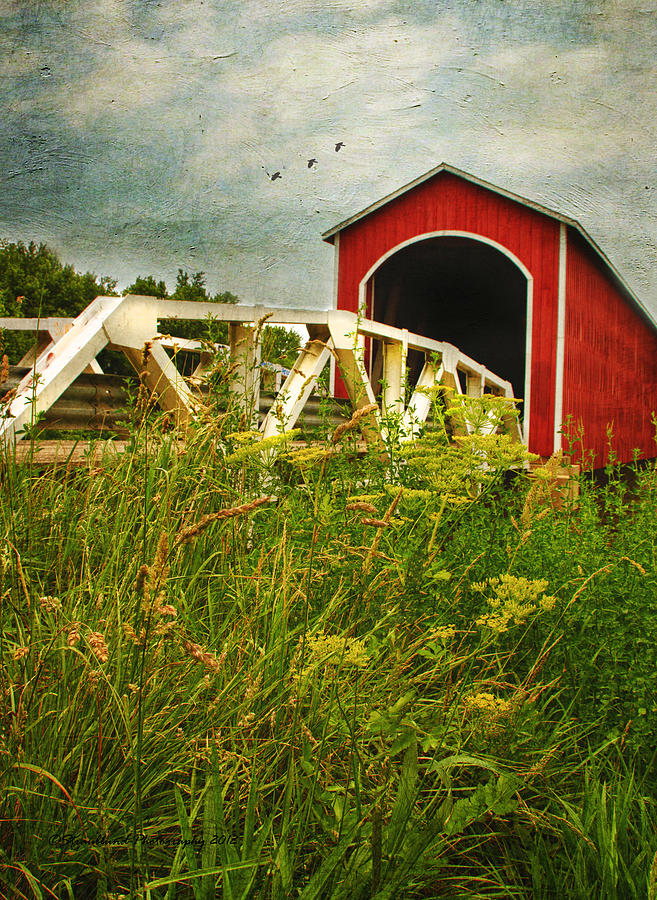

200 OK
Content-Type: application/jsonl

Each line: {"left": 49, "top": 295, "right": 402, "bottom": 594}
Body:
{"left": 322, "top": 162, "right": 578, "bottom": 242}
{"left": 322, "top": 162, "right": 656, "bottom": 329}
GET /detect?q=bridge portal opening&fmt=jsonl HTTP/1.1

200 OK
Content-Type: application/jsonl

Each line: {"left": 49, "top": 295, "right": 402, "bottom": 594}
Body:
{"left": 370, "top": 236, "right": 528, "bottom": 402}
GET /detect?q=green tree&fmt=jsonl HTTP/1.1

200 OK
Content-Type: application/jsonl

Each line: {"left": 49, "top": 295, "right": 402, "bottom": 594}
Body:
{"left": 0, "top": 245, "right": 301, "bottom": 382}
{"left": 124, "top": 270, "right": 239, "bottom": 344}
{"left": 163, "top": 272, "right": 300, "bottom": 370}
{"left": 261, "top": 325, "right": 301, "bottom": 368}
{"left": 124, "top": 275, "right": 168, "bottom": 299}
{"left": 0, "top": 240, "right": 117, "bottom": 363}
{"left": 158, "top": 270, "right": 236, "bottom": 344}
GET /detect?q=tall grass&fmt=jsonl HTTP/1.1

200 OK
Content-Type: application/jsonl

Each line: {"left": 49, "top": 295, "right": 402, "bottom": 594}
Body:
{"left": 1, "top": 371, "right": 656, "bottom": 898}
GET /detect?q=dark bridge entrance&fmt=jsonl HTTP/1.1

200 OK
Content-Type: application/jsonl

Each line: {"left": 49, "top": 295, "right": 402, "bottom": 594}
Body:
{"left": 370, "top": 236, "right": 528, "bottom": 402}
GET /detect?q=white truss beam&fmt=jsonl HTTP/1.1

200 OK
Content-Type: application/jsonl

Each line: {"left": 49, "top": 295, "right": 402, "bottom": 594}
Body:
{"left": 261, "top": 337, "right": 331, "bottom": 438}
{"left": 0, "top": 296, "right": 521, "bottom": 449}
{"left": 101, "top": 295, "right": 197, "bottom": 427}
{"left": 327, "top": 311, "right": 381, "bottom": 446}
{"left": 0, "top": 317, "right": 103, "bottom": 374}
{"left": 0, "top": 298, "right": 121, "bottom": 444}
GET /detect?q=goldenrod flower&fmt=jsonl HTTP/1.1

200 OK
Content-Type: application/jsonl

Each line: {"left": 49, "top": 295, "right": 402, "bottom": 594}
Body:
{"left": 226, "top": 430, "right": 261, "bottom": 442}
{"left": 463, "top": 691, "right": 516, "bottom": 736}
{"left": 285, "top": 446, "right": 335, "bottom": 466}
{"left": 293, "top": 632, "right": 370, "bottom": 683}
{"left": 464, "top": 692, "right": 514, "bottom": 715}
{"left": 475, "top": 574, "right": 555, "bottom": 633}
{"left": 223, "top": 430, "right": 300, "bottom": 464}
{"left": 306, "top": 632, "right": 370, "bottom": 668}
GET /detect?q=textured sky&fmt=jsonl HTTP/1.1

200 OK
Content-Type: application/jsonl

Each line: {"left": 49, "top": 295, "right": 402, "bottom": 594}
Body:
{"left": 1, "top": 0, "right": 656, "bottom": 316}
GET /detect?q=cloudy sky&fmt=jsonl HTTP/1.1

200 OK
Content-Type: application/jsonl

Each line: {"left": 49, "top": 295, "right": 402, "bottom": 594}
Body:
{"left": 1, "top": 0, "right": 656, "bottom": 316}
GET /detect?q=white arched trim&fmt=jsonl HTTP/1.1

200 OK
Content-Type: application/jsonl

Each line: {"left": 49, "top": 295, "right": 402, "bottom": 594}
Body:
{"left": 357, "top": 230, "right": 534, "bottom": 445}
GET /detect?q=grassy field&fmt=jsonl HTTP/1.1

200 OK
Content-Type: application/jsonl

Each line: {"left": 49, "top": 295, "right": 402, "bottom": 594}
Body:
{"left": 1, "top": 374, "right": 657, "bottom": 899}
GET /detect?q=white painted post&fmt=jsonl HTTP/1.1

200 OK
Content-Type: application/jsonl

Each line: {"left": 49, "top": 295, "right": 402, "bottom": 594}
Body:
{"left": 553, "top": 222, "right": 567, "bottom": 453}
{"left": 229, "top": 323, "right": 261, "bottom": 428}
{"left": 467, "top": 371, "right": 484, "bottom": 398}
{"left": 382, "top": 337, "right": 406, "bottom": 416}
{"left": 501, "top": 381, "right": 523, "bottom": 443}
{"left": 327, "top": 310, "right": 381, "bottom": 445}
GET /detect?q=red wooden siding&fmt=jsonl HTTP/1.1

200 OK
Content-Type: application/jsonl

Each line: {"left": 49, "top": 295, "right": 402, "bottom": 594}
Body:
{"left": 563, "top": 231, "right": 657, "bottom": 466}
{"left": 334, "top": 171, "right": 561, "bottom": 457}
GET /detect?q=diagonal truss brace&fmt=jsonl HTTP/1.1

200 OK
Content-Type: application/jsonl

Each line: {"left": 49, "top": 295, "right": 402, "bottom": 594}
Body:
{"left": 0, "top": 297, "right": 123, "bottom": 445}
{"left": 326, "top": 311, "right": 382, "bottom": 446}
{"left": 260, "top": 313, "right": 385, "bottom": 446}
{"left": 261, "top": 327, "right": 331, "bottom": 438}
{"left": 0, "top": 295, "right": 196, "bottom": 444}
{"left": 400, "top": 360, "right": 445, "bottom": 441}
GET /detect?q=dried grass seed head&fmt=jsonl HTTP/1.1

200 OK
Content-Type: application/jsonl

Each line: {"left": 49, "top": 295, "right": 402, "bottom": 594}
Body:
{"left": 88, "top": 631, "right": 109, "bottom": 663}
{"left": 331, "top": 402, "right": 378, "bottom": 444}
{"left": 67, "top": 626, "right": 81, "bottom": 647}
{"left": 175, "top": 496, "right": 273, "bottom": 546}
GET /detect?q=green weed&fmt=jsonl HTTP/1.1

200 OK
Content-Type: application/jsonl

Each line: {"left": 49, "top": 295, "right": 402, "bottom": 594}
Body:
{"left": 1, "top": 371, "right": 656, "bottom": 898}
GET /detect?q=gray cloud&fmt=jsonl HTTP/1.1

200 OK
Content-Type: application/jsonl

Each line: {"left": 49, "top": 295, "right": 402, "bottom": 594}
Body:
{"left": 0, "top": 0, "right": 655, "bottom": 317}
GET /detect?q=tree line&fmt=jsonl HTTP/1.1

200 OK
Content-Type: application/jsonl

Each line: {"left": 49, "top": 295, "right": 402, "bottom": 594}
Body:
{"left": 0, "top": 240, "right": 300, "bottom": 370}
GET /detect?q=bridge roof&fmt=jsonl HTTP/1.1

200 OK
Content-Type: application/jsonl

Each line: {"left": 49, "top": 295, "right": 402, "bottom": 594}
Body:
{"left": 322, "top": 162, "right": 657, "bottom": 330}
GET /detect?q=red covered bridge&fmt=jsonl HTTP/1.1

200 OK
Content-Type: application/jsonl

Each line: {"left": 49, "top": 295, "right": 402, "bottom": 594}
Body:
{"left": 323, "top": 163, "right": 657, "bottom": 466}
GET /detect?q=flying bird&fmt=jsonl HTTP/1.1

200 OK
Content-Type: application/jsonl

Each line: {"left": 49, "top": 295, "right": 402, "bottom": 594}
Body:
{"left": 307, "top": 158, "right": 318, "bottom": 168}
{"left": 334, "top": 142, "right": 345, "bottom": 152}
{"left": 267, "top": 171, "right": 282, "bottom": 181}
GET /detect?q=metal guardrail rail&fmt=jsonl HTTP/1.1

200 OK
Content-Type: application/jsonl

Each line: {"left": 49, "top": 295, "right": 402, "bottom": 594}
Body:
{"left": 0, "top": 368, "right": 346, "bottom": 436}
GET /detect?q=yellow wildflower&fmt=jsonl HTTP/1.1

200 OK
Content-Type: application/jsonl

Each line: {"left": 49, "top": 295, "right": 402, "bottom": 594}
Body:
{"left": 464, "top": 692, "right": 514, "bottom": 716}
{"left": 429, "top": 624, "right": 456, "bottom": 642}
{"left": 475, "top": 574, "right": 554, "bottom": 633}
{"left": 293, "top": 632, "right": 370, "bottom": 682}
{"left": 307, "top": 633, "right": 369, "bottom": 668}
{"left": 223, "top": 430, "right": 300, "bottom": 464}
{"left": 350, "top": 492, "right": 386, "bottom": 504}
{"left": 285, "top": 446, "right": 335, "bottom": 466}
{"left": 226, "top": 430, "right": 261, "bottom": 442}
